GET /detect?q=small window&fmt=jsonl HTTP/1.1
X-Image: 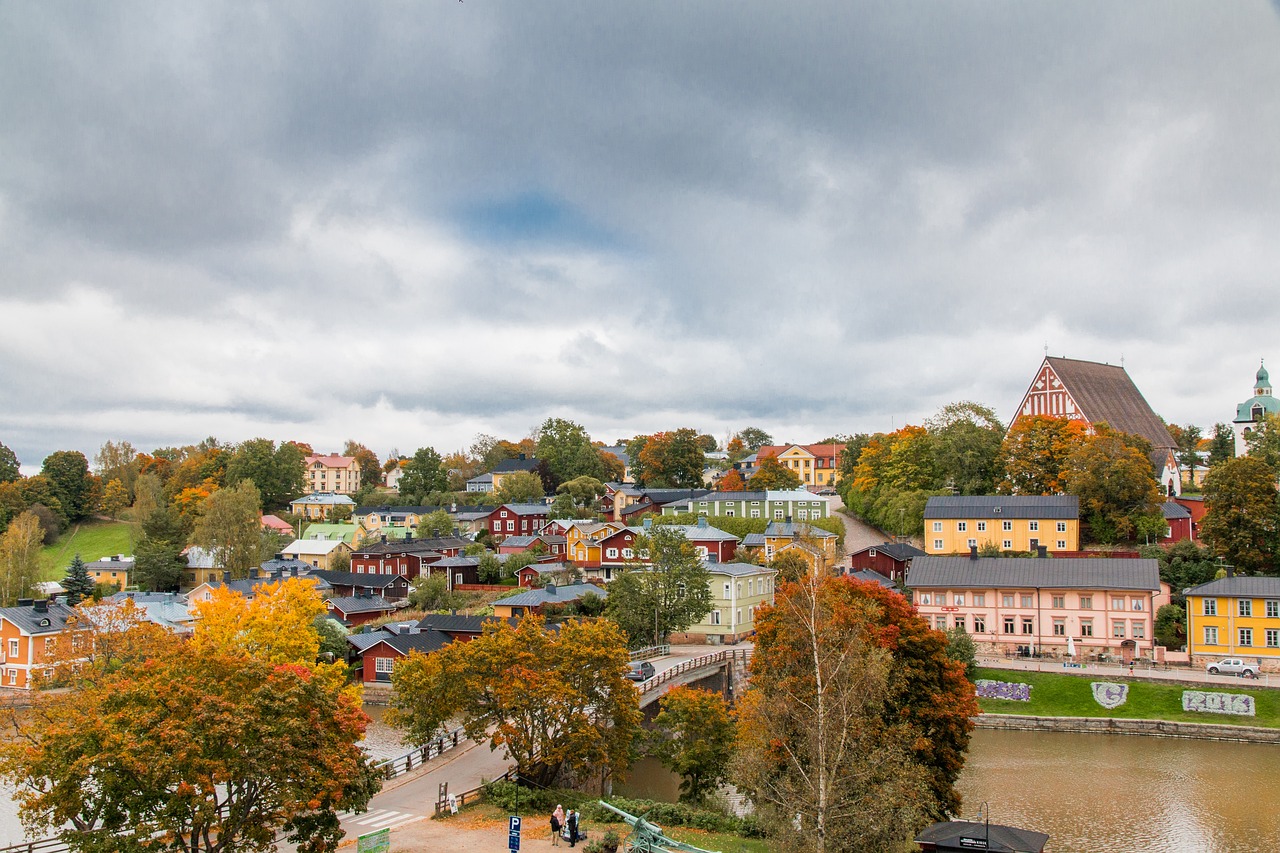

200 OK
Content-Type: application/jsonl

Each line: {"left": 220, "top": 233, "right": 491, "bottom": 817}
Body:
{"left": 935, "top": 616, "right": 947, "bottom": 630}
{"left": 919, "top": 593, "right": 932, "bottom": 605}
{"left": 974, "top": 594, "right": 985, "bottom": 607}
{"left": 1002, "top": 521, "right": 1012, "bottom": 532}
{"left": 1080, "top": 620, "right": 1094, "bottom": 637}
{"left": 1021, "top": 618, "right": 1034, "bottom": 635}
{"left": 1002, "top": 617, "right": 1015, "bottom": 634}
{"left": 1203, "top": 598, "right": 1217, "bottom": 616}
{"left": 1056, "top": 540, "right": 1066, "bottom": 549}
{"left": 954, "top": 593, "right": 965, "bottom": 606}
{"left": 1052, "top": 595, "right": 1065, "bottom": 609}
{"left": 1029, "top": 521, "right": 1039, "bottom": 531}
{"left": 976, "top": 521, "right": 986, "bottom": 532}
{"left": 1112, "top": 598, "right": 1125, "bottom": 611}
{"left": 1002, "top": 594, "right": 1014, "bottom": 608}
{"left": 1021, "top": 594, "right": 1033, "bottom": 608}
{"left": 1057, "top": 522, "right": 1067, "bottom": 533}
{"left": 1052, "top": 619, "right": 1066, "bottom": 636}
{"left": 933, "top": 522, "right": 943, "bottom": 533}
{"left": 957, "top": 522, "right": 968, "bottom": 532}
{"left": 711, "top": 610, "right": 721, "bottom": 625}
{"left": 1112, "top": 621, "right": 1126, "bottom": 638}
{"left": 1267, "top": 629, "right": 1280, "bottom": 648}
{"left": 1002, "top": 540, "right": 1012, "bottom": 549}
{"left": 974, "top": 615, "right": 987, "bottom": 633}
{"left": 1204, "top": 626, "right": 1218, "bottom": 645}
{"left": 1131, "top": 621, "right": 1146, "bottom": 639}
{"left": 1240, "top": 600, "right": 1253, "bottom": 618}
{"left": 375, "top": 657, "right": 395, "bottom": 673}
{"left": 1240, "top": 628, "right": 1254, "bottom": 647}
{"left": 933, "top": 540, "right": 943, "bottom": 550}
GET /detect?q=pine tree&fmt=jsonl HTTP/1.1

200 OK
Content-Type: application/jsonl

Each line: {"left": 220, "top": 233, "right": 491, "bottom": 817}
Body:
{"left": 63, "top": 554, "right": 95, "bottom": 606}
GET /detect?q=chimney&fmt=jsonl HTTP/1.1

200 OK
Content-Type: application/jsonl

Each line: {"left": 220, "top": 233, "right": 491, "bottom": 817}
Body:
{"left": 250, "top": 568, "right": 260, "bottom": 579}
{"left": 969, "top": 544, "right": 978, "bottom": 561}
{"left": 16, "top": 599, "right": 32, "bottom": 608}
{"left": 545, "top": 583, "right": 557, "bottom": 595}
{"left": 381, "top": 535, "right": 387, "bottom": 544}
{"left": 291, "top": 567, "right": 298, "bottom": 577}
{"left": 1037, "top": 545, "right": 1048, "bottom": 559}
{"left": 697, "top": 516, "right": 708, "bottom": 529}
{"left": 785, "top": 516, "right": 792, "bottom": 524}
{"left": 518, "top": 452, "right": 526, "bottom": 461}
{"left": 1226, "top": 564, "right": 1235, "bottom": 578}
{"left": 33, "top": 600, "right": 48, "bottom": 614}
{"left": 274, "top": 553, "right": 285, "bottom": 561}
{"left": 222, "top": 571, "right": 231, "bottom": 582}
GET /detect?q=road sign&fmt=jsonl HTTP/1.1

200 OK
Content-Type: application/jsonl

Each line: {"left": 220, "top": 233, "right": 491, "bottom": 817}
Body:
{"left": 357, "top": 828, "right": 391, "bottom": 853}
{"left": 509, "top": 816, "right": 522, "bottom": 833}
{"left": 508, "top": 830, "right": 521, "bottom": 850}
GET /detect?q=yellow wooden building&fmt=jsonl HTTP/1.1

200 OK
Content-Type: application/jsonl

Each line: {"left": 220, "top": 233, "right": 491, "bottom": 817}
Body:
{"left": 1185, "top": 576, "right": 1280, "bottom": 671}
{"left": 923, "top": 496, "right": 1080, "bottom": 555}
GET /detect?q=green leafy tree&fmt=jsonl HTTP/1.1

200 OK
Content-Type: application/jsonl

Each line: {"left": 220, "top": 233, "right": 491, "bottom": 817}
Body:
{"left": 557, "top": 475, "right": 607, "bottom": 509}
{"left": 749, "top": 454, "right": 802, "bottom": 490}
{"left": 736, "top": 427, "right": 773, "bottom": 452}
{"left": 1155, "top": 603, "right": 1186, "bottom": 651}
{"left": 93, "top": 440, "right": 139, "bottom": 502}
{"left": 548, "top": 492, "right": 578, "bottom": 519}
{"left": 1202, "top": 456, "right": 1280, "bottom": 574}
{"left": 0, "top": 511, "right": 43, "bottom": 606}
{"left": 192, "top": 480, "right": 264, "bottom": 580}
{"left": 341, "top": 440, "right": 380, "bottom": 491}
{"left": 604, "top": 527, "right": 713, "bottom": 646}
{"left": 99, "top": 479, "right": 129, "bottom": 520}
{"left": 649, "top": 686, "right": 735, "bottom": 805}
{"left": 536, "top": 418, "right": 606, "bottom": 488}
{"left": 409, "top": 574, "right": 463, "bottom": 611}
{"left": 1138, "top": 540, "right": 1221, "bottom": 607}
{"left": 399, "top": 447, "right": 449, "bottom": 499}
{"left": 1207, "top": 423, "right": 1235, "bottom": 467}
{"left": 416, "top": 509, "right": 455, "bottom": 539}
{"left": 638, "top": 429, "right": 707, "bottom": 488}
{"left": 494, "top": 470, "right": 546, "bottom": 504}
{"left": 477, "top": 552, "right": 504, "bottom": 584}
{"left": 1174, "top": 424, "right": 1204, "bottom": 489}
{"left": 1245, "top": 413, "right": 1280, "bottom": 476}
{"left": 944, "top": 626, "right": 977, "bottom": 680}
{"left": 315, "top": 616, "right": 350, "bottom": 662}
{"left": 224, "top": 438, "right": 307, "bottom": 509}
{"left": 133, "top": 505, "right": 191, "bottom": 592}
{"left": 40, "top": 450, "right": 96, "bottom": 522}
{"left": 926, "top": 402, "right": 1004, "bottom": 496}
{"left": 0, "top": 442, "right": 19, "bottom": 484}
{"left": 63, "top": 555, "right": 95, "bottom": 606}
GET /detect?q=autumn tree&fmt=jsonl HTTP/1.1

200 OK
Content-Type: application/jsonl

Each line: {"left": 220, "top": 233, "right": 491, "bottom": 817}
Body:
{"left": 996, "top": 415, "right": 1090, "bottom": 495}
{"left": 62, "top": 555, "right": 94, "bottom": 606}
{"left": 1061, "top": 426, "right": 1162, "bottom": 544}
{"left": 133, "top": 504, "right": 191, "bottom": 592}
{"left": 341, "top": 440, "right": 381, "bottom": 490}
{"left": 192, "top": 479, "right": 263, "bottom": 580}
{"left": 749, "top": 454, "right": 801, "bottom": 490}
{"left": 725, "top": 436, "right": 748, "bottom": 464}
{"left": 191, "top": 577, "right": 330, "bottom": 667}
{"left": 649, "top": 686, "right": 735, "bottom": 805}
{"left": 717, "top": 468, "right": 747, "bottom": 492}
{"left": 224, "top": 438, "right": 307, "bottom": 509}
{"left": 390, "top": 617, "right": 640, "bottom": 788}
{"left": 1202, "top": 456, "right": 1280, "bottom": 574}
{"left": 494, "top": 470, "right": 545, "bottom": 504}
{"left": 0, "top": 626, "right": 379, "bottom": 853}
{"left": 41, "top": 450, "right": 96, "bottom": 522}
{"left": 604, "top": 527, "right": 713, "bottom": 646}
{"left": 99, "top": 479, "right": 129, "bottom": 520}
{"left": 637, "top": 429, "right": 706, "bottom": 488}
{"left": 734, "top": 575, "right": 935, "bottom": 852}
{"left": 415, "top": 509, "right": 455, "bottom": 539}
{"left": 769, "top": 550, "right": 812, "bottom": 584}
{"left": 0, "top": 442, "right": 19, "bottom": 484}
{"left": 1245, "top": 413, "right": 1280, "bottom": 476}
{"left": 0, "top": 511, "right": 42, "bottom": 606}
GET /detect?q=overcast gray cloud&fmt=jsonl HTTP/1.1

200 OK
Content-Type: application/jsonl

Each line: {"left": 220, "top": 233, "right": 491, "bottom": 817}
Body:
{"left": 2, "top": 1, "right": 1280, "bottom": 469}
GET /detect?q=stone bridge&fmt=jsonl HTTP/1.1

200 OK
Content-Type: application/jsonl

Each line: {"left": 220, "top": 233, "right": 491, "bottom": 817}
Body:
{"left": 636, "top": 648, "right": 753, "bottom": 712}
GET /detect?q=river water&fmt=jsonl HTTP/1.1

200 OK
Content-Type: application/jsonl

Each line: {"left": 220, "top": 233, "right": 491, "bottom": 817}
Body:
{"left": 3, "top": 717, "right": 1279, "bottom": 850}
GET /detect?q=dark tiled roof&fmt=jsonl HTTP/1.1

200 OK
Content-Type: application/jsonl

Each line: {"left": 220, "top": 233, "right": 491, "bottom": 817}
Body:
{"left": 1185, "top": 576, "right": 1280, "bottom": 598}
{"left": 847, "top": 569, "right": 898, "bottom": 588}
{"left": 496, "top": 503, "right": 549, "bottom": 516}
{"left": 327, "top": 595, "right": 398, "bottom": 615}
{"left": 417, "top": 614, "right": 520, "bottom": 634}
{"left": 353, "top": 628, "right": 454, "bottom": 656}
{"left": 764, "top": 521, "right": 836, "bottom": 538}
{"left": 852, "top": 542, "right": 926, "bottom": 561}
{"left": 493, "top": 583, "right": 609, "bottom": 607}
{"left": 501, "top": 535, "right": 539, "bottom": 548}
{"left": 0, "top": 602, "right": 78, "bottom": 634}
{"left": 1041, "top": 357, "right": 1176, "bottom": 451}
{"left": 924, "top": 496, "right": 1079, "bottom": 520}
{"left": 907, "top": 556, "right": 1160, "bottom": 591}
{"left": 742, "top": 533, "right": 766, "bottom": 547}
{"left": 84, "top": 558, "right": 133, "bottom": 570}
{"left": 492, "top": 457, "right": 539, "bottom": 474}
{"left": 433, "top": 556, "right": 480, "bottom": 567}
{"left": 1162, "top": 501, "right": 1191, "bottom": 520}
{"left": 308, "top": 570, "right": 405, "bottom": 590}
{"left": 682, "top": 491, "right": 768, "bottom": 502}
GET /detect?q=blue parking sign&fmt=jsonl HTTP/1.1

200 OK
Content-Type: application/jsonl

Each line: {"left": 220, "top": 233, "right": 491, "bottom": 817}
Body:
{"left": 508, "top": 830, "right": 521, "bottom": 850}
{"left": 509, "top": 816, "right": 522, "bottom": 833}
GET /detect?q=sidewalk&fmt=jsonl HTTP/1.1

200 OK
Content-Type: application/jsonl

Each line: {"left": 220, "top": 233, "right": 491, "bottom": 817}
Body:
{"left": 980, "top": 656, "right": 1280, "bottom": 690}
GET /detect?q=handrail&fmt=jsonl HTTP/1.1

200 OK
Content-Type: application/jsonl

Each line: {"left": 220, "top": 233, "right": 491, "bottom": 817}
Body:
{"left": 637, "top": 648, "right": 752, "bottom": 696}
{"left": 628, "top": 644, "right": 671, "bottom": 661}
{"left": 0, "top": 838, "right": 70, "bottom": 853}
{"left": 373, "top": 725, "right": 467, "bottom": 778}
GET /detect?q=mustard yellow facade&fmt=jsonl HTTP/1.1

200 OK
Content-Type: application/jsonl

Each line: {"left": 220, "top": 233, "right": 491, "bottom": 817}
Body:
{"left": 763, "top": 444, "right": 843, "bottom": 488}
{"left": 1185, "top": 577, "right": 1280, "bottom": 670}
{"left": 923, "top": 497, "right": 1080, "bottom": 555}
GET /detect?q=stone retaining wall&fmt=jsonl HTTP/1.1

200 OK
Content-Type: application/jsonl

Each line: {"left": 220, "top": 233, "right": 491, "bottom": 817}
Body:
{"left": 977, "top": 713, "right": 1280, "bottom": 744}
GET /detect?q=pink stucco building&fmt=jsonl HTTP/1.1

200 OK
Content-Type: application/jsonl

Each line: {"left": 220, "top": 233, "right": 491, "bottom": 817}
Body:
{"left": 907, "top": 555, "right": 1167, "bottom": 663}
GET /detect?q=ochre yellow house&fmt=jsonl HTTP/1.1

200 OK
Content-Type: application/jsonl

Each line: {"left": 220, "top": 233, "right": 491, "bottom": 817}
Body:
{"left": 923, "top": 496, "right": 1080, "bottom": 555}
{"left": 1185, "top": 576, "right": 1280, "bottom": 671}
{"left": 563, "top": 521, "right": 627, "bottom": 566}
{"left": 756, "top": 444, "right": 845, "bottom": 489}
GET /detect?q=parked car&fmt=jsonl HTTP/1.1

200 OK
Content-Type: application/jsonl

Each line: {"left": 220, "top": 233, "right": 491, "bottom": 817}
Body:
{"left": 1206, "top": 658, "right": 1259, "bottom": 678}
{"left": 626, "top": 660, "right": 656, "bottom": 682}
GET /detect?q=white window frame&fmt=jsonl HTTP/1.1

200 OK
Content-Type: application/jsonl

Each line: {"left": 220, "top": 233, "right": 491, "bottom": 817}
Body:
{"left": 1204, "top": 626, "right": 1218, "bottom": 645}
{"left": 375, "top": 657, "right": 395, "bottom": 674}
{"left": 1240, "top": 628, "right": 1254, "bottom": 647}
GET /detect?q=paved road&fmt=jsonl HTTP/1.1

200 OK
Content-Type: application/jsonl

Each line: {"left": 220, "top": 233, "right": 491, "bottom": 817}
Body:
{"left": 981, "top": 655, "right": 1280, "bottom": 690}
{"left": 823, "top": 494, "right": 896, "bottom": 564}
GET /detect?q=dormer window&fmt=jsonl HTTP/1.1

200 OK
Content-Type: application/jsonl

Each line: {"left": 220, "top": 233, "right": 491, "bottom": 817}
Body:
{"left": 1254, "top": 404, "right": 1265, "bottom": 422}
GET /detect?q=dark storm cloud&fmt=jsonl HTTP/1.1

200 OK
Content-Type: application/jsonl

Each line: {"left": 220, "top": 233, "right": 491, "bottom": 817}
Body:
{"left": 2, "top": 1, "right": 1279, "bottom": 464}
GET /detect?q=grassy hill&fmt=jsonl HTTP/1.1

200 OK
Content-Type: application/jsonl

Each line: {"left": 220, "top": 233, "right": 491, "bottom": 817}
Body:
{"left": 39, "top": 519, "right": 134, "bottom": 581}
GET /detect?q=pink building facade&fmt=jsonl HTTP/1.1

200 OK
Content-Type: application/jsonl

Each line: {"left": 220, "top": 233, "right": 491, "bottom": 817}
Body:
{"left": 907, "top": 556, "right": 1165, "bottom": 662}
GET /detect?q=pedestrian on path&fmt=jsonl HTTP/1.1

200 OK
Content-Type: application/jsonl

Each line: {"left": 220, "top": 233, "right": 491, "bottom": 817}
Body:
{"left": 566, "top": 809, "right": 579, "bottom": 847}
{"left": 551, "top": 805, "right": 564, "bottom": 846}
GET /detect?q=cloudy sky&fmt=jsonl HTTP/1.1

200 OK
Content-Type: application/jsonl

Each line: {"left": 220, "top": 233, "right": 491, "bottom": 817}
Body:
{"left": 3, "top": 2, "right": 1279, "bottom": 471}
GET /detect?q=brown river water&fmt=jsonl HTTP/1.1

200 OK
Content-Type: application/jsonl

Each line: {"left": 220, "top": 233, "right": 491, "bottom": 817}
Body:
{"left": 1, "top": 715, "right": 1278, "bottom": 850}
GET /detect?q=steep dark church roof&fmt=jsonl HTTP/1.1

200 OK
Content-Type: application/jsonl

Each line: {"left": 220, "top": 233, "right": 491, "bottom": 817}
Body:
{"left": 1040, "top": 357, "right": 1174, "bottom": 452}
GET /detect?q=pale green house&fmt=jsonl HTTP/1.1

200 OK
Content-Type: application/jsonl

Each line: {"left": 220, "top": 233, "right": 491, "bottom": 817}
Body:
{"left": 670, "top": 563, "right": 777, "bottom": 645}
{"left": 661, "top": 490, "right": 830, "bottom": 521}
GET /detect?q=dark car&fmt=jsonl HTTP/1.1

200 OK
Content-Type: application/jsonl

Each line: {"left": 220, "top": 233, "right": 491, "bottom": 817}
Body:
{"left": 626, "top": 661, "right": 656, "bottom": 682}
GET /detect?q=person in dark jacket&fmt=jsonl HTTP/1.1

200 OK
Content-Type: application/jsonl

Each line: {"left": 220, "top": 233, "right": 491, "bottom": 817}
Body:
{"left": 566, "top": 809, "right": 579, "bottom": 847}
{"left": 550, "top": 805, "right": 563, "bottom": 846}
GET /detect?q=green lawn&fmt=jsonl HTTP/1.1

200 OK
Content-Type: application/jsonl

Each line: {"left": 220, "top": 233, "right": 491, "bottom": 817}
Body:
{"left": 39, "top": 520, "right": 134, "bottom": 580}
{"left": 975, "top": 666, "right": 1280, "bottom": 727}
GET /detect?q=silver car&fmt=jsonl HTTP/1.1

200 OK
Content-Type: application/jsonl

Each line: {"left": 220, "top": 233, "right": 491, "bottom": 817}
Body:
{"left": 1206, "top": 658, "right": 1259, "bottom": 678}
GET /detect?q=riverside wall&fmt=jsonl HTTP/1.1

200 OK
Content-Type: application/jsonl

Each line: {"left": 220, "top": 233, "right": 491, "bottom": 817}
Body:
{"left": 976, "top": 713, "right": 1280, "bottom": 744}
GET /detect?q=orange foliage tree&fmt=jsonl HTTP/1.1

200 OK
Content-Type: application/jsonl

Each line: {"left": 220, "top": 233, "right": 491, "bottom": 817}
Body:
{"left": 716, "top": 468, "right": 746, "bottom": 491}
{"left": 996, "top": 415, "right": 1090, "bottom": 495}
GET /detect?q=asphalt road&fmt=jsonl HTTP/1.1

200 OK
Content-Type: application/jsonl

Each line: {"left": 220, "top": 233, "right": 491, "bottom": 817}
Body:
{"left": 980, "top": 655, "right": 1280, "bottom": 689}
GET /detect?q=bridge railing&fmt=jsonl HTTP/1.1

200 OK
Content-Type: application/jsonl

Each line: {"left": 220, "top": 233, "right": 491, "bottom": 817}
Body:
{"left": 372, "top": 725, "right": 467, "bottom": 778}
{"left": 628, "top": 644, "right": 670, "bottom": 661}
{"left": 637, "top": 647, "right": 752, "bottom": 697}
{"left": 0, "top": 838, "right": 70, "bottom": 853}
